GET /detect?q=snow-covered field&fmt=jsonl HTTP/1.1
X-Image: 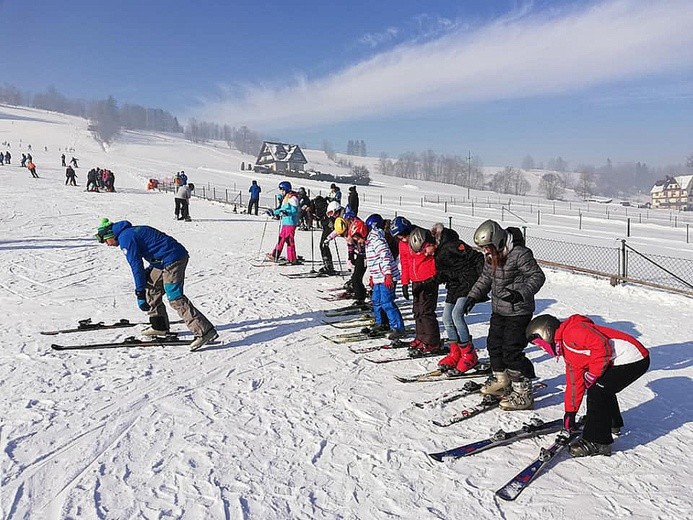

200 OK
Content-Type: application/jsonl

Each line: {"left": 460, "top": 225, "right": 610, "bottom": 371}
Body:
{"left": 1, "top": 106, "right": 692, "bottom": 519}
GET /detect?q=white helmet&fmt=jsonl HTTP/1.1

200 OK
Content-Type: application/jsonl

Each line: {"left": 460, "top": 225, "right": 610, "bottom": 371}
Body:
{"left": 326, "top": 201, "right": 342, "bottom": 216}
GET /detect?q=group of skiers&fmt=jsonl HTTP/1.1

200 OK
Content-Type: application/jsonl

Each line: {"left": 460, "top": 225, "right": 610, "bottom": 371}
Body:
{"left": 86, "top": 167, "right": 116, "bottom": 192}
{"left": 0, "top": 150, "right": 11, "bottom": 165}
{"left": 263, "top": 179, "right": 650, "bottom": 458}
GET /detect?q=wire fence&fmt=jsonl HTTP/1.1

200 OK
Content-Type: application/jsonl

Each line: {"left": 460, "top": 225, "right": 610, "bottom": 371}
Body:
{"left": 158, "top": 180, "right": 693, "bottom": 297}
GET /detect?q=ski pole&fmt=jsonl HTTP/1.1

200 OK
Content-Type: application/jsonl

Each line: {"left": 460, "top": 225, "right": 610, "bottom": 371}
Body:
{"left": 333, "top": 240, "right": 345, "bottom": 278}
{"left": 310, "top": 226, "right": 316, "bottom": 273}
{"left": 258, "top": 217, "right": 269, "bottom": 256}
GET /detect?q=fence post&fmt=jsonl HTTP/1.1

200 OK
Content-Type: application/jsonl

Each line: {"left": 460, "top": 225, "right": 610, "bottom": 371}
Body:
{"left": 225, "top": 189, "right": 228, "bottom": 203}
{"left": 444, "top": 201, "right": 448, "bottom": 212}
{"left": 448, "top": 216, "right": 452, "bottom": 228}
{"left": 537, "top": 209, "right": 541, "bottom": 225}
{"left": 619, "top": 239, "right": 627, "bottom": 281}
{"left": 202, "top": 186, "right": 206, "bottom": 199}
{"left": 553, "top": 202, "right": 556, "bottom": 214}
{"left": 380, "top": 194, "right": 383, "bottom": 204}
{"left": 579, "top": 212, "right": 582, "bottom": 230}
{"left": 674, "top": 216, "right": 678, "bottom": 228}
{"left": 626, "top": 217, "right": 631, "bottom": 237}
{"left": 522, "top": 226, "right": 527, "bottom": 242}
{"left": 420, "top": 197, "right": 423, "bottom": 207}
{"left": 501, "top": 207, "right": 505, "bottom": 221}
{"left": 399, "top": 196, "right": 402, "bottom": 206}
{"left": 213, "top": 187, "right": 216, "bottom": 200}
{"left": 471, "top": 201, "right": 475, "bottom": 217}
{"left": 239, "top": 192, "right": 242, "bottom": 205}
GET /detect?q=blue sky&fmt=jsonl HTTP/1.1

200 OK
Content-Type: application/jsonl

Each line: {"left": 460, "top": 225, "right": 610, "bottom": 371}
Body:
{"left": 2, "top": 0, "right": 692, "bottom": 167}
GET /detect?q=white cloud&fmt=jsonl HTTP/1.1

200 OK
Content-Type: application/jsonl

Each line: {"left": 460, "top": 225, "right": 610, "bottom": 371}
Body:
{"left": 191, "top": 0, "right": 693, "bottom": 130}
{"left": 358, "top": 27, "right": 399, "bottom": 48}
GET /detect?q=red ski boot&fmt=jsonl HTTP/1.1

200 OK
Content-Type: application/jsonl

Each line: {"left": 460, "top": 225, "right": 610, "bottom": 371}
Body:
{"left": 438, "top": 342, "right": 461, "bottom": 372}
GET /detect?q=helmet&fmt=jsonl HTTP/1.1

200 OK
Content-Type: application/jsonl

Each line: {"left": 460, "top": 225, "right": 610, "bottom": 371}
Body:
{"left": 473, "top": 219, "right": 507, "bottom": 250}
{"left": 278, "top": 181, "right": 292, "bottom": 192}
{"left": 526, "top": 315, "right": 562, "bottom": 357}
{"left": 333, "top": 217, "right": 349, "bottom": 236}
{"left": 348, "top": 218, "right": 368, "bottom": 239}
{"left": 343, "top": 206, "right": 355, "bottom": 220}
{"left": 365, "top": 213, "right": 384, "bottom": 230}
{"left": 390, "top": 216, "right": 412, "bottom": 237}
{"left": 326, "top": 201, "right": 342, "bottom": 216}
{"left": 408, "top": 227, "right": 427, "bottom": 252}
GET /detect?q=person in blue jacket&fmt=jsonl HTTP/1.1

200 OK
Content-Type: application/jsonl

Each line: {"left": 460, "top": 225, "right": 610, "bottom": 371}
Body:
{"left": 96, "top": 218, "right": 217, "bottom": 351}
{"left": 248, "top": 180, "right": 261, "bottom": 215}
{"left": 266, "top": 181, "right": 300, "bottom": 263}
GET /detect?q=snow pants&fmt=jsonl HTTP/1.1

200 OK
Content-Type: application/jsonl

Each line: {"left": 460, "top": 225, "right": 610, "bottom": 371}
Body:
{"left": 486, "top": 313, "right": 535, "bottom": 379}
{"left": 411, "top": 278, "right": 440, "bottom": 347}
{"left": 248, "top": 198, "right": 259, "bottom": 215}
{"left": 583, "top": 356, "right": 650, "bottom": 445}
{"left": 146, "top": 257, "right": 214, "bottom": 337}
{"left": 350, "top": 254, "right": 367, "bottom": 302}
{"left": 371, "top": 283, "right": 404, "bottom": 331}
{"left": 271, "top": 224, "right": 297, "bottom": 262}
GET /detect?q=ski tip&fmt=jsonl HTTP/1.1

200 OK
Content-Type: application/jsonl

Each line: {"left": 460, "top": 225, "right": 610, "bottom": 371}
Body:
{"left": 495, "top": 489, "right": 517, "bottom": 502}
{"left": 427, "top": 453, "right": 444, "bottom": 463}
{"left": 40, "top": 331, "right": 58, "bottom": 336}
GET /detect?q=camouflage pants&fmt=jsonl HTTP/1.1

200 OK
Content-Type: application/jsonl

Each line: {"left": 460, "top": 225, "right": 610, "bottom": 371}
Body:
{"left": 146, "top": 257, "right": 214, "bottom": 336}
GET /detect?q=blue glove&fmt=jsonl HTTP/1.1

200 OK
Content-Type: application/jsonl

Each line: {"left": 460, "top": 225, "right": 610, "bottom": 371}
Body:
{"left": 500, "top": 289, "right": 523, "bottom": 304}
{"left": 135, "top": 290, "right": 150, "bottom": 311}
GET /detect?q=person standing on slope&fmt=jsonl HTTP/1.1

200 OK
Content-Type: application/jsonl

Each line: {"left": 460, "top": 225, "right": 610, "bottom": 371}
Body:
{"left": 464, "top": 220, "right": 545, "bottom": 411}
{"left": 362, "top": 214, "right": 406, "bottom": 340}
{"left": 318, "top": 200, "right": 345, "bottom": 275}
{"left": 248, "top": 180, "right": 261, "bottom": 216}
{"left": 96, "top": 218, "right": 218, "bottom": 351}
{"left": 526, "top": 314, "right": 650, "bottom": 457}
{"left": 435, "top": 225, "right": 485, "bottom": 375}
{"left": 266, "top": 181, "right": 300, "bottom": 264}
{"left": 27, "top": 160, "right": 39, "bottom": 178}
{"left": 174, "top": 180, "right": 192, "bottom": 221}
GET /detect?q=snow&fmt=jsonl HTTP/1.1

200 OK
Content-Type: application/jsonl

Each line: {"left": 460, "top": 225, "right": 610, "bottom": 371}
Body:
{"left": 1, "top": 105, "right": 692, "bottom": 519}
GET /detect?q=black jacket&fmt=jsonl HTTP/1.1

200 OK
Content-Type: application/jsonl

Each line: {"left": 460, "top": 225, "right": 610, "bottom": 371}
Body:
{"left": 435, "top": 228, "right": 484, "bottom": 303}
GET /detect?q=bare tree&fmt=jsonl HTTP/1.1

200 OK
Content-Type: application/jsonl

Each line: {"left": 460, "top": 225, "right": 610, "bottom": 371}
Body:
{"left": 539, "top": 173, "right": 565, "bottom": 200}
{"left": 575, "top": 169, "right": 597, "bottom": 199}
{"left": 521, "top": 155, "right": 535, "bottom": 170}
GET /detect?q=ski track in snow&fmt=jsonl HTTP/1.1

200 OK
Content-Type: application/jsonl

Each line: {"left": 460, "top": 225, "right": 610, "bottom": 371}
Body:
{"left": 0, "top": 106, "right": 692, "bottom": 519}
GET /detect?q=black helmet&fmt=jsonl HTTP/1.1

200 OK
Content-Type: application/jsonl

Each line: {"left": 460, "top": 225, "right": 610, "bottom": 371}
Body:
{"left": 474, "top": 219, "right": 507, "bottom": 250}
{"left": 526, "top": 315, "right": 561, "bottom": 344}
{"left": 408, "top": 227, "right": 427, "bottom": 252}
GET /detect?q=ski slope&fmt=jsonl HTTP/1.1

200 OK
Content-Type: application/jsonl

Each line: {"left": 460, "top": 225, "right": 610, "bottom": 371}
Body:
{"left": 1, "top": 105, "right": 692, "bottom": 519}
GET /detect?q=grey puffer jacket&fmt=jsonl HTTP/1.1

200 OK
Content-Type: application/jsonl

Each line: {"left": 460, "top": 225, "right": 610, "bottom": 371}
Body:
{"left": 467, "top": 238, "right": 545, "bottom": 317}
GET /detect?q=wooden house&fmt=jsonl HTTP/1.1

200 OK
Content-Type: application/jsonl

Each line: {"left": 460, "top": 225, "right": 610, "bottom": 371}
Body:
{"left": 650, "top": 175, "right": 693, "bottom": 210}
{"left": 255, "top": 142, "right": 308, "bottom": 173}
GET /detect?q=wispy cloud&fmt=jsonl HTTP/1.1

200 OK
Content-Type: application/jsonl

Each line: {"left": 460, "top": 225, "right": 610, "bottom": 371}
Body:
{"left": 358, "top": 27, "right": 399, "bottom": 49}
{"left": 191, "top": 0, "right": 693, "bottom": 130}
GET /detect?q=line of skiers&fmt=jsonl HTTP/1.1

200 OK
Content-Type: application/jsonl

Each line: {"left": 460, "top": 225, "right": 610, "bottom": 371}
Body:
{"left": 265, "top": 178, "right": 650, "bottom": 458}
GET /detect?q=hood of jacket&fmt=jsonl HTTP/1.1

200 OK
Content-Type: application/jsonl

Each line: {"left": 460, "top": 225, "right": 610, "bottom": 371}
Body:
{"left": 555, "top": 314, "right": 595, "bottom": 343}
{"left": 111, "top": 220, "right": 133, "bottom": 237}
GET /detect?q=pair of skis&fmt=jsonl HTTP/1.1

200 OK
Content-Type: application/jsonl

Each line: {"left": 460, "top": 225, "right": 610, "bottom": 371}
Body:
{"left": 41, "top": 318, "right": 185, "bottom": 336}
{"left": 51, "top": 335, "right": 193, "bottom": 351}
{"left": 395, "top": 363, "right": 491, "bottom": 383}
{"left": 321, "top": 326, "right": 415, "bottom": 344}
{"left": 427, "top": 417, "right": 584, "bottom": 501}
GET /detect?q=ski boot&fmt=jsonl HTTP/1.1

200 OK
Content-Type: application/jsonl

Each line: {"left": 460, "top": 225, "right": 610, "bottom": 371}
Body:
{"left": 480, "top": 370, "right": 510, "bottom": 397}
{"left": 568, "top": 438, "right": 612, "bottom": 457}
{"left": 408, "top": 341, "right": 445, "bottom": 358}
{"left": 190, "top": 328, "right": 219, "bottom": 352}
{"left": 361, "top": 323, "right": 389, "bottom": 336}
{"left": 387, "top": 328, "right": 406, "bottom": 341}
{"left": 142, "top": 316, "right": 170, "bottom": 337}
{"left": 438, "top": 342, "right": 461, "bottom": 372}
{"left": 499, "top": 370, "right": 534, "bottom": 410}
{"left": 448, "top": 343, "right": 479, "bottom": 376}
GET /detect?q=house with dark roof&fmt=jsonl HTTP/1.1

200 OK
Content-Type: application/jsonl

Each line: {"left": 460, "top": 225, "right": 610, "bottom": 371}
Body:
{"left": 650, "top": 175, "right": 693, "bottom": 210}
{"left": 255, "top": 142, "right": 308, "bottom": 173}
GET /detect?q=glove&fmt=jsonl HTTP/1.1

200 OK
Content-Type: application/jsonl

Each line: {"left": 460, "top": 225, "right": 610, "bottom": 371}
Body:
{"left": 384, "top": 274, "right": 394, "bottom": 289}
{"left": 584, "top": 372, "right": 600, "bottom": 389}
{"left": 265, "top": 209, "right": 274, "bottom": 216}
{"left": 369, "top": 277, "right": 374, "bottom": 288}
{"left": 135, "top": 290, "right": 150, "bottom": 311}
{"left": 462, "top": 297, "right": 476, "bottom": 315}
{"left": 402, "top": 283, "right": 410, "bottom": 300}
{"left": 563, "top": 411, "right": 577, "bottom": 431}
{"left": 500, "top": 289, "right": 523, "bottom": 304}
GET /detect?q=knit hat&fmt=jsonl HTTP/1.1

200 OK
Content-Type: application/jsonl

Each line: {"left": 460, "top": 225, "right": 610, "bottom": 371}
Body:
{"left": 96, "top": 217, "right": 114, "bottom": 242}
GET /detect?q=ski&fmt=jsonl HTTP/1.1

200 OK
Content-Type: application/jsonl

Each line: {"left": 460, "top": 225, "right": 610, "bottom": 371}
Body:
{"left": 323, "top": 303, "right": 372, "bottom": 317}
{"left": 322, "top": 316, "right": 375, "bottom": 329}
{"left": 413, "top": 380, "right": 484, "bottom": 408}
{"left": 51, "top": 335, "right": 193, "bottom": 351}
{"left": 431, "top": 382, "right": 548, "bottom": 427}
{"left": 495, "top": 425, "right": 584, "bottom": 501}
{"left": 395, "top": 362, "right": 491, "bottom": 383}
{"left": 281, "top": 270, "right": 350, "bottom": 279}
{"left": 41, "top": 318, "right": 137, "bottom": 336}
{"left": 428, "top": 417, "right": 564, "bottom": 461}
{"left": 349, "top": 341, "right": 409, "bottom": 354}
{"left": 319, "top": 292, "right": 353, "bottom": 302}
{"left": 364, "top": 345, "right": 449, "bottom": 364}
{"left": 322, "top": 326, "right": 414, "bottom": 344}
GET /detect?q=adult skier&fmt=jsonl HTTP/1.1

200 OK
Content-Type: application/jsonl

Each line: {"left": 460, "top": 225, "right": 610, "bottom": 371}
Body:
{"left": 526, "top": 314, "right": 650, "bottom": 456}
{"left": 95, "top": 218, "right": 218, "bottom": 351}
{"left": 174, "top": 181, "right": 192, "bottom": 221}
{"left": 266, "top": 181, "right": 300, "bottom": 264}
{"left": 464, "top": 220, "right": 546, "bottom": 411}
{"left": 65, "top": 165, "right": 77, "bottom": 186}
{"left": 248, "top": 180, "right": 261, "bottom": 216}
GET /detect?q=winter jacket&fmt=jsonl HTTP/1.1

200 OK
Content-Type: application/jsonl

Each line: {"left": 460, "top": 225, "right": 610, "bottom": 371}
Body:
{"left": 273, "top": 191, "right": 300, "bottom": 226}
{"left": 328, "top": 188, "right": 342, "bottom": 203}
{"left": 348, "top": 188, "right": 359, "bottom": 215}
{"left": 111, "top": 221, "right": 188, "bottom": 292}
{"left": 365, "top": 228, "right": 400, "bottom": 283}
{"left": 249, "top": 183, "right": 261, "bottom": 200}
{"left": 435, "top": 228, "right": 484, "bottom": 303}
{"left": 555, "top": 315, "right": 649, "bottom": 413}
{"left": 175, "top": 185, "right": 191, "bottom": 200}
{"left": 399, "top": 226, "right": 437, "bottom": 285}
{"left": 467, "top": 232, "right": 545, "bottom": 316}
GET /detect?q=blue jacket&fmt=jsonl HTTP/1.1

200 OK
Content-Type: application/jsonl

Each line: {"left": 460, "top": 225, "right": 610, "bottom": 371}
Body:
{"left": 273, "top": 192, "right": 300, "bottom": 226}
{"left": 111, "top": 221, "right": 188, "bottom": 292}
{"left": 249, "top": 183, "right": 261, "bottom": 200}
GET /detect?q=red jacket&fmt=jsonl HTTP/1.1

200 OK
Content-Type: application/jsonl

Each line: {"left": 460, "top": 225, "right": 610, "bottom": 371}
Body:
{"left": 555, "top": 315, "right": 649, "bottom": 413}
{"left": 398, "top": 238, "right": 436, "bottom": 285}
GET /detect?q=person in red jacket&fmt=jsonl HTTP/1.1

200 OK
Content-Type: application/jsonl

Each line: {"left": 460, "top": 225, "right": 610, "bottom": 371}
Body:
{"left": 390, "top": 216, "right": 441, "bottom": 356}
{"left": 526, "top": 314, "right": 650, "bottom": 457}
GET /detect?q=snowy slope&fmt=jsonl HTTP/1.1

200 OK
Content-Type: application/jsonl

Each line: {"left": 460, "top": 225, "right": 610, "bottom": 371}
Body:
{"left": 1, "top": 106, "right": 692, "bottom": 520}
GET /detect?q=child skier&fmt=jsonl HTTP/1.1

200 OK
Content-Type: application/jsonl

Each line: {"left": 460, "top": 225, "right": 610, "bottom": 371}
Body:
{"left": 266, "top": 181, "right": 300, "bottom": 264}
